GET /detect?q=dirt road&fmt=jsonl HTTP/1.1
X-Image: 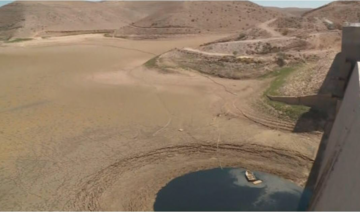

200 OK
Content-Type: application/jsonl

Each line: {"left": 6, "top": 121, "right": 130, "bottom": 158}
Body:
{"left": 258, "top": 18, "right": 283, "bottom": 37}
{"left": 0, "top": 35, "right": 319, "bottom": 210}
{"left": 182, "top": 47, "right": 233, "bottom": 56}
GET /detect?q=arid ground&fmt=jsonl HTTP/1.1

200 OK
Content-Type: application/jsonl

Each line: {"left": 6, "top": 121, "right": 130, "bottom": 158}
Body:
{"left": 0, "top": 34, "right": 320, "bottom": 210}
{"left": 1, "top": 0, "right": 356, "bottom": 210}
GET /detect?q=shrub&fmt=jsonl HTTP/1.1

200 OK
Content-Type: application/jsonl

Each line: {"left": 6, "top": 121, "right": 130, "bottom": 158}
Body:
{"left": 276, "top": 52, "right": 286, "bottom": 67}
{"left": 281, "top": 28, "right": 289, "bottom": 36}
{"left": 236, "top": 33, "right": 246, "bottom": 40}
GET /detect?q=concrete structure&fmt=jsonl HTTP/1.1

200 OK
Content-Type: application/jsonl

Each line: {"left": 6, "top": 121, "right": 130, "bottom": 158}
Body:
{"left": 309, "top": 25, "right": 360, "bottom": 210}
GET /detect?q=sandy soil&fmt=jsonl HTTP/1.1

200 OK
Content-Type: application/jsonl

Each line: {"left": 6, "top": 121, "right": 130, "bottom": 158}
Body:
{"left": 0, "top": 35, "right": 320, "bottom": 210}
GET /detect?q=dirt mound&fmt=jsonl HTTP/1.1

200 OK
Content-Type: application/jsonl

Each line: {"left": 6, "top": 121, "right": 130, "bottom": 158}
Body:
{"left": 114, "top": 1, "right": 284, "bottom": 39}
{"left": 156, "top": 48, "right": 278, "bottom": 79}
{"left": 200, "top": 27, "right": 272, "bottom": 47}
{"left": 0, "top": 1, "right": 172, "bottom": 40}
{"left": 200, "top": 37, "right": 310, "bottom": 55}
{"left": 303, "top": 1, "right": 360, "bottom": 28}
{"left": 152, "top": 37, "right": 318, "bottom": 80}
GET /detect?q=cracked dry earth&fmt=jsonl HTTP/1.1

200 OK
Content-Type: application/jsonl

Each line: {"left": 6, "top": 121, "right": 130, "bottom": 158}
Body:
{"left": 0, "top": 35, "right": 320, "bottom": 210}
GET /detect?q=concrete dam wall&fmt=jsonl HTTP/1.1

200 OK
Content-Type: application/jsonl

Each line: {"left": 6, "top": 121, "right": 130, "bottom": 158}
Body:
{"left": 309, "top": 25, "right": 360, "bottom": 210}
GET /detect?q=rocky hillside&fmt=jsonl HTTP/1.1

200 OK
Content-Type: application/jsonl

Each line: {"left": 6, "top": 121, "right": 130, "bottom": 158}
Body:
{"left": 267, "top": 7, "right": 312, "bottom": 17}
{"left": 303, "top": 1, "right": 360, "bottom": 27}
{"left": 0, "top": 1, "right": 172, "bottom": 40}
{"left": 114, "top": 1, "right": 284, "bottom": 38}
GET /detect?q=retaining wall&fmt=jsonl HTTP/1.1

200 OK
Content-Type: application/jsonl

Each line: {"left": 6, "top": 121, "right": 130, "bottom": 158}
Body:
{"left": 310, "top": 63, "right": 360, "bottom": 210}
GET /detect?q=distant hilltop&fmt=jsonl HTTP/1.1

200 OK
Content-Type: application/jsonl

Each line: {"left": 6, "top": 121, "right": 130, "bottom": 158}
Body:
{"left": 0, "top": 0, "right": 358, "bottom": 40}
{"left": 0, "top": 1, "right": 283, "bottom": 40}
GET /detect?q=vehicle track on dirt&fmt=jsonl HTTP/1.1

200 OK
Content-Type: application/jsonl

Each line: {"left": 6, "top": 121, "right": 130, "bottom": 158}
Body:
{"left": 258, "top": 18, "right": 283, "bottom": 37}
{"left": 67, "top": 142, "right": 313, "bottom": 210}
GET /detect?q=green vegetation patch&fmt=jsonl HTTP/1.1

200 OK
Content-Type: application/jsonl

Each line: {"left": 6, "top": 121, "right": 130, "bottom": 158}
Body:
{"left": 6, "top": 38, "right": 33, "bottom": 43}
{"left": 263, "top": 98, "right": 310, "bottom": 121}
{"left": 236, "top": 33, "right": 246, "bottom": 41}
{"left": 264, "top": 66, "right": 297, "bottom": 96}
{"left": 262, "top": 65, "right": 310, "bottom": 121}
{"left": 144, "top": 55, "right": 160, "bottom": 69}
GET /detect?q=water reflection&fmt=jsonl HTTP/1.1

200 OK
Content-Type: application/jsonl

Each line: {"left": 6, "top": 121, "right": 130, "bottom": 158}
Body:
{"left": 154, "top": 168, "right": 311, "bottom": 211}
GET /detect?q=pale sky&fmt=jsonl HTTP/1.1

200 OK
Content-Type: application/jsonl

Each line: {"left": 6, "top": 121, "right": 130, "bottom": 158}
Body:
{"left": 0, "top": 0, "right": 333, "bottom": 8}
{"left": 252, "top": 1, "right": 333, "bottom": 8}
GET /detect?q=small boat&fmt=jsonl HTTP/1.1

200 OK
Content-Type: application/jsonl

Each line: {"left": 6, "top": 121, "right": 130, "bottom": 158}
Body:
{"left": 253, "top": 180, "right": 263, "bottom": 185}
{"left": 245, "top": 170, "right": 262, "bottom": 185}
{"left": 245, "top": 170, "right": 256, "bottom": 181}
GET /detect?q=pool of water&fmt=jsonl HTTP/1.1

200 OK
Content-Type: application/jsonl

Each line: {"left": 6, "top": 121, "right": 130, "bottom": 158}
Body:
{"left": 154, "top": 168, "right": 311, "bottom": 211}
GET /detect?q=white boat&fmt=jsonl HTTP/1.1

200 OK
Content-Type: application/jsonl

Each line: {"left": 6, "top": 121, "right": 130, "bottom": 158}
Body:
{"left": 245, "top": 170, "right": 262, "bottom": 184}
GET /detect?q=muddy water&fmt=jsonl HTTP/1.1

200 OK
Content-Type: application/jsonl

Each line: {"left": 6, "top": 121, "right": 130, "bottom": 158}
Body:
{"left": 154, "top": 168, "right": 312, "bottom": 211}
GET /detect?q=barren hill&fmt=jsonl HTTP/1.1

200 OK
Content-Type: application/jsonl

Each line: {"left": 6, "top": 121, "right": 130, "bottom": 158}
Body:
{"left": 303, "top": 1, "right": 360, "bottom": 27}
{"left": 267, "top": 7, "right": 312, "bottom": 17}
{"left": 0, "top": 1, "right": 171, "bottom": 40}
{"left": 0, "top": 1, "right": 286, "bottom": 40}
{"left": 114, "top": 1, "right": 284, "bottom": 39}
